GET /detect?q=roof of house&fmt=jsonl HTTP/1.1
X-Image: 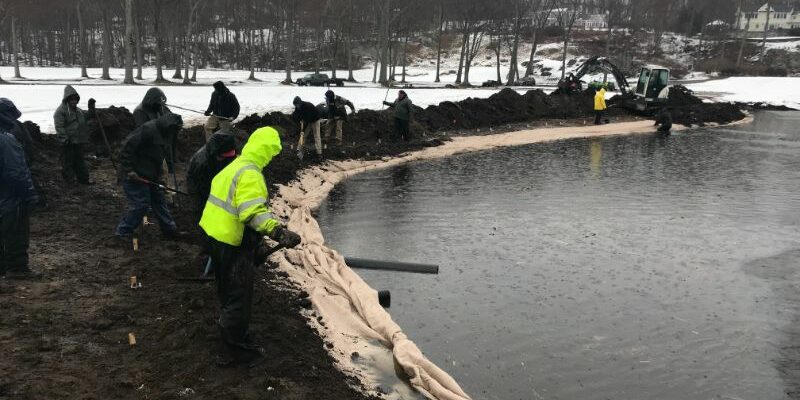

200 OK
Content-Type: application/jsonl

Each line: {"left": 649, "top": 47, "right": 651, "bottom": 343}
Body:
{"left": 757, "top": 1, "right": 800, "bottom": 13}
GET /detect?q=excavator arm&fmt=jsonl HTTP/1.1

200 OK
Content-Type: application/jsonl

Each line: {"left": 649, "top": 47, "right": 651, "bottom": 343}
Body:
{"left": 569, "top": 56, "right": 631, "bottom": 95}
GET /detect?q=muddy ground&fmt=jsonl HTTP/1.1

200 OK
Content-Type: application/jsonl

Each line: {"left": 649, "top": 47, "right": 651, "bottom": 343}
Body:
{"left": 0, "top": 87, "right": 744, "bottom": 400}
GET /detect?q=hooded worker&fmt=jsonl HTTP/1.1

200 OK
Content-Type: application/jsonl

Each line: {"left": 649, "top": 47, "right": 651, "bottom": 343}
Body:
{"left": 133, "top": 87, "right": 177, "bottom": 177}
{"left": 324, "top": 90, "right": 355, "bottom": 144}
{"left": 291, "top": 96, "right": 323, "bottom": 159}
{"left": 115, "top": 113, "right": 184, "bottom": 240}
{"left": 199, "top": 126, "right": 301, "bottom": 367}
{"left": 204, "top": 81, "right": 240, "bottom": 141}
{"left": 187, "top": 132, "right": 237, "bottom": 221}
{"left": 654, "top": 107, "right": 673, "bottom": 133}
{"left": 383, "top": 90, "right": 413, "bottom": 142}
{"left": 133, "top": 87, "right": 171, "bottom": 128}
{"left": 54, "top": 85, "right": 94, "bottom": 184}
{"left": 0, "top": 98, "right": 41, "bottom": 280}
{"left": 593, "top": 86, "right": 607, "bottom": 125}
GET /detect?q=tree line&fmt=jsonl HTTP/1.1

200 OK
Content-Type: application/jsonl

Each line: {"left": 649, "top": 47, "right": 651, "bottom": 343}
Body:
{"left": 0, "top": 0, "right": 741, "bottom": 85}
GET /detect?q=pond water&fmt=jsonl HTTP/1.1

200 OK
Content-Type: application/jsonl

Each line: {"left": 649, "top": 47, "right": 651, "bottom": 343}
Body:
{"left": 316, "top": 111, "right": 800, "bottom": 400}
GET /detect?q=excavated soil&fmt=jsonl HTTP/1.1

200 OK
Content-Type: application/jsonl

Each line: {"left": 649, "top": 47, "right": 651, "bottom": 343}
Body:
{"left": 0, "top": 87, "right": 744, "bottom": 400}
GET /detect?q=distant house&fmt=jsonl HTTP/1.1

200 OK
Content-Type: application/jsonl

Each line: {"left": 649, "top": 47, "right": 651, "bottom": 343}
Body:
{"left": 737, "top": 2, "right": 800, "bottom": 32}
{"left": 575, "top": 14, "right": 608, "bottom": 30}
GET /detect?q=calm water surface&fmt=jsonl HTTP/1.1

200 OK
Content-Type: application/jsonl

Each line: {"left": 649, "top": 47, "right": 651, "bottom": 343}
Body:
{"left": 316, "top": 111, "right": 800, "bottom": 400}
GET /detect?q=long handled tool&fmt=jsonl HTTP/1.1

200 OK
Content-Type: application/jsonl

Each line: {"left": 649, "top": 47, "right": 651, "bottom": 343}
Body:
{"left": 381, "top": 86, "right": 392, "bottom": 110}
{"left": 134, "top": 176, "right": 189, "bottom": 196}
{"left": 165, "top": 103, "right": 233, "bottom": 121}
{"left": 94, "top": 108, "right": 117, "bottom": 170}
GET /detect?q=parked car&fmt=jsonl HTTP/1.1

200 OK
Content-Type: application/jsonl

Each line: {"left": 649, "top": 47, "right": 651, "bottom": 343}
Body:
{"left": 295, "top": 73, "right": 345, "bottom": 87}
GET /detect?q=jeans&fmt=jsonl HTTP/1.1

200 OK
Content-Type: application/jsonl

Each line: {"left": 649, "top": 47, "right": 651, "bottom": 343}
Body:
{"left": 0, "top": 205, "right": 31, "bottom": 274}
{"left": 115, "top": 179, "right": 177, "bottom": 236}
{"left": 62, "top": 143, "right": 90, "bottom": 183}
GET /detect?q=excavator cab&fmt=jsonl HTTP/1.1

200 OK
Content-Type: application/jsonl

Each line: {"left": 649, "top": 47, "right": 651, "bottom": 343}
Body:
{"left": 634, "top": 66, "right": 670, "bottom": 111}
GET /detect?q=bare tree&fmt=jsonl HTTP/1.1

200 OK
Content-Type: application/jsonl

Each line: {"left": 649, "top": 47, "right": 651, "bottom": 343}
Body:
{"left": 760, "top": 0, "right": 771, "bottom": 62}
{"left": 524, "top": 0, "right": 557, "bottom": 78}
{"left": 101, "top": 3, "right": 112, "bottom": 80}
{"left": 182, "top": 0, "right": 204, "bottom": 84}
{"left": 555, "top": 0, "right": 583, "bottom": 80}
{"left": 76, "top": 0, "right": 89, "bottom": 78}
{"left": 123, "top": 0, "right": 135, "bottom": 84}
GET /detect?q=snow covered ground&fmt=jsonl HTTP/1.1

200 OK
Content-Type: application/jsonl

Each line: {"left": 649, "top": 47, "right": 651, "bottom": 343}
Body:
{"left": 687, "top": 77, "right": 800, "bottom": 109}
{"left": 0, "top": 66, "right": 532, "bottom": 133}
{"left": 3, "top": 64, "right": 799, "bottom": 133}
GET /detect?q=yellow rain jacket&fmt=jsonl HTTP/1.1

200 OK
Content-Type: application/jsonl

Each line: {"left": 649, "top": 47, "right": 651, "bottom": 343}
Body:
{"left": 594, "top": 88, "right": 607, "bottom": 111}
{"left": 199, "top": 127, "right": 282, "bottom": 246}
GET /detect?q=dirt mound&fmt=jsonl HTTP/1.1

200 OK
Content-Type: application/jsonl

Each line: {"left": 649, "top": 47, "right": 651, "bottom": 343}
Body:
{"left": 665, "top": 86, "right": 745, "bottom": 127}
{"left": 667, "top": 85, "right": 704, "bottom": 107}
{"left": 671, "top": 102, "right": 746, "bottom": 127}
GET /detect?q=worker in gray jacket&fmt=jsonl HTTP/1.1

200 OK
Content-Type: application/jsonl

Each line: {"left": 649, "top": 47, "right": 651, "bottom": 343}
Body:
{"left": 53, "top": 85, "right": 94, "bottom": 184}
{"left": 383, "top": 90, "right": 412, "bottom": 142}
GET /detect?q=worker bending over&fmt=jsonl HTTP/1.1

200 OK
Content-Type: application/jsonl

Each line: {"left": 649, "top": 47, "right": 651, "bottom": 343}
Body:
{"left": 324, "top": 90, "right": 355, "bottom": 144}
{"left": 200, "top": 127, "right": 301, "bottom": 367}
{"left": 115, "top": 114, "right": 184, "bottom": 240}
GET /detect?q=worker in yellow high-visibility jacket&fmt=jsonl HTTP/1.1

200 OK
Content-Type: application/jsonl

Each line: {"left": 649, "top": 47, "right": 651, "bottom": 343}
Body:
{"left": 594, "top": 86, "right": 608, "bottom": 125}
{"left": 199, "top": 126, "right": 301, "bottom": 368}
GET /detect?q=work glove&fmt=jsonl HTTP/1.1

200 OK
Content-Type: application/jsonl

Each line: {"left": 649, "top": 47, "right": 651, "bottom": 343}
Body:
{"left": 204, "top": 110, "right": 211, "bottom": 116}
{"left": 88, "top": 98, "right": 96, "bottom": 110}
{"left": 126, "top": 171, "right": 142, "bottom": 182}
{"left": 270, "top": 226, "right": 301, "bottom": 249}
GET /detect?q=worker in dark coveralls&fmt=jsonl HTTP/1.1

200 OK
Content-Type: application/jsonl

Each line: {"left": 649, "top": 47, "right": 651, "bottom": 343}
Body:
{"left": 0, "top": 98, "right": 41, "bottom": 280}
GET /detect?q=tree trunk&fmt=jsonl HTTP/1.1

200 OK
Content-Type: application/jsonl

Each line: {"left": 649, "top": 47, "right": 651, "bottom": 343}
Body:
{"left": 524, "top": 30, "right": 539, "bottom": 77}
{"left": 738, "top": 16, "right": 751, "bottom": 67}
{"left": 507, "top": 2, "right": 521, "bottom": 84}
{"left": 284, "top": 7, "right": 295, "bottom": 84}
{"left": 401, "top": 36, "right": 408, "bottom": 83}
{"left": 153, "top": 0, "right": 165, "bottom": 81}
{"left": 75, "top": 0, "right": 89, "bottom": 78}
{"left": 182, "top": 0, "right": 202, "bottom": 84}
{"left": 248, "top": 0, "right": 257, "bottom": 81}
{"left": 495, "top": 45, "right": 501, "bottom": 82}
{"left": 455, "top": 27, "right": 468, "bottom": 84}
{"left": 123, "top": 0, "right": 135, "bottom": 84}
{"left": 434, "top": 2, "right": 444, "bottom": 83}
{"left": 761, "top": 1, "right": 771, "bottom": 62}
{"left": 378, "top": 0, "right": 390, "bottom": 85}
{"left": 561, "top": 27, "right": 571, "bottom": 80}
{"left": 135, "top": 10, "right": 144, "bottom": 80}
{"left": 102, "top": 6, "right": 112, "bottom": 80}
{"left": 12, "top": 17, "right": 21, "bottom": 78}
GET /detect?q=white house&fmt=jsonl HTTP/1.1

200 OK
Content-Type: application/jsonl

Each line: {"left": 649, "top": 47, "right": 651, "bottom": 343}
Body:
{"left": 575, "top": 14, "right": 608, "bottom": 30}
{"left": 738, "top": 2, "right": 800, "bottom": 32}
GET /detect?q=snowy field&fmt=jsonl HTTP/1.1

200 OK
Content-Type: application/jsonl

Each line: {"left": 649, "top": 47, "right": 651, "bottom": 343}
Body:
{"left": 686, "top": 77, "right": 800, "bottom": 109}
{"left": 3, "top": 65, "right": 799, "bottom": 133}
{"left": 0, "top": 66, "right": 531, "bottom": 133}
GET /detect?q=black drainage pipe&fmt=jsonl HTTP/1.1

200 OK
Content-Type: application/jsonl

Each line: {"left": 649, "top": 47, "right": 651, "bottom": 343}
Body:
{"left": 344, "top": 257, "right": 439, "bottom": 275}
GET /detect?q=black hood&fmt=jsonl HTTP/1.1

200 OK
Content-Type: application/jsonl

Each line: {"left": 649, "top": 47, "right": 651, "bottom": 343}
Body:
{"left": 0, "top": 98, "right": 22, "bottom": 132}
{"left": 142, "top": 87, "right": 167, "bottom": 108}
{"left": 155, "top": 113, "right": 183, "bottom": 136}
{"left": 206, "top": 132, "right": 236, "bottom": 156}
{"left": 213, "top": 81, "right": 227, "bottom": 92}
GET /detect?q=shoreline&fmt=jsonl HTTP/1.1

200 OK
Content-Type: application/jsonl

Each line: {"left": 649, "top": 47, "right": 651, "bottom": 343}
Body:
{"left": 265, "top": 116, "right": 753, "bottom": 399}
